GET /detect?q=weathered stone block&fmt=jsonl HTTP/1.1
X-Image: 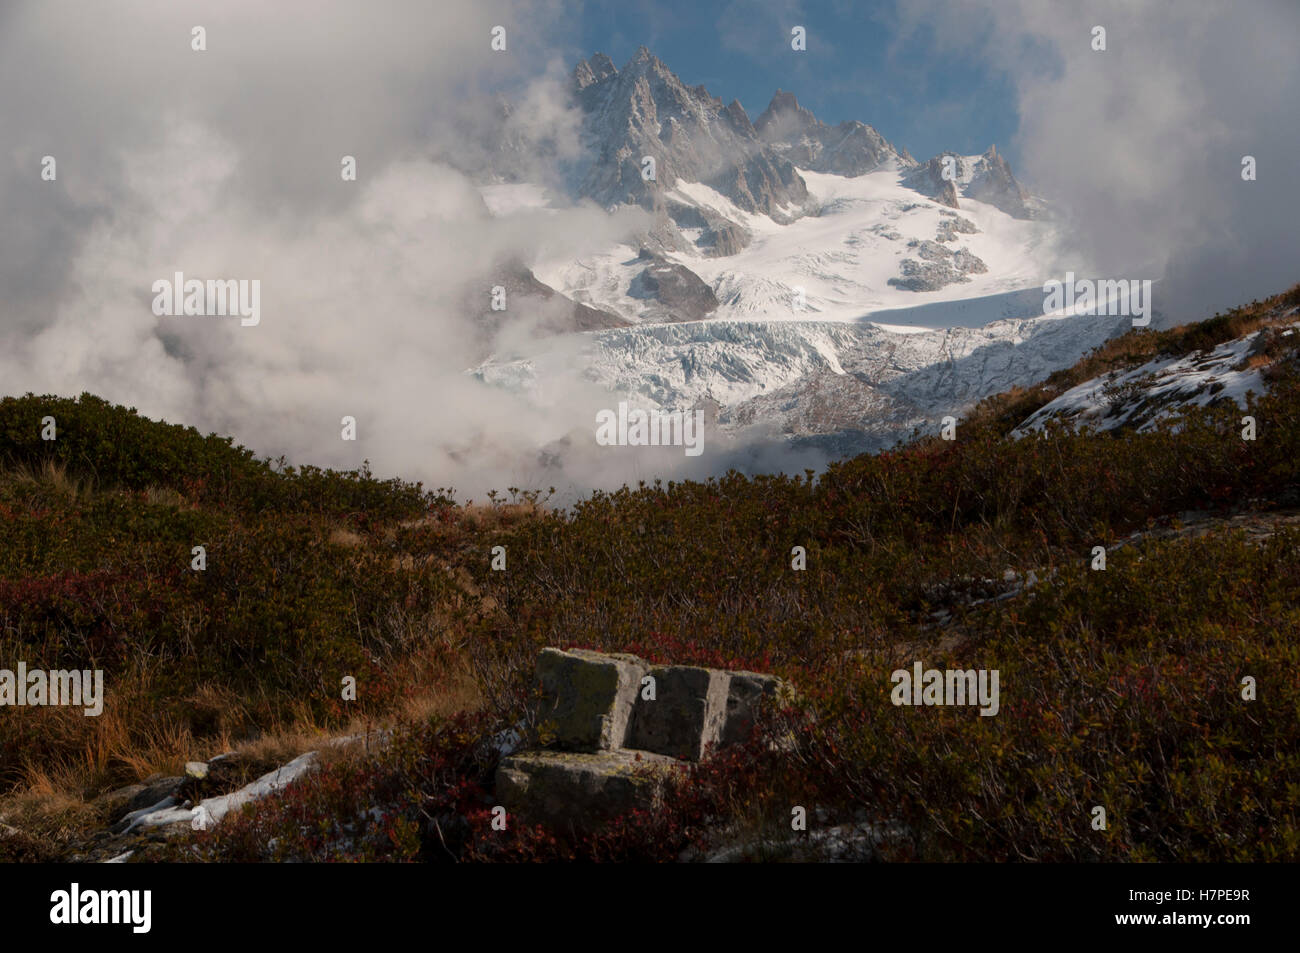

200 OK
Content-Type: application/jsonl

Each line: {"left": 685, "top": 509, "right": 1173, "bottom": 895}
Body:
{"left": 627, "top": 665, "right": 728, "bottom": 761}
{"left": 495, "top": 749, "right": 682, "bottom": 832}
{"left": 536, "top": 647, "right": 647, "bottom": 751}
{"left": 721, "top": 670, "right": 786, "bottom": 746}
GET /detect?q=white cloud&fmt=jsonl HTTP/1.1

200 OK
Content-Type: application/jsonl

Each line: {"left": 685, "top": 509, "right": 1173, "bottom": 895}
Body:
{"left": 892, "top": 0, "right": 1300, "bottom": 322}
{"left": 0, "top": 0, "right": 670, "bottom": 497}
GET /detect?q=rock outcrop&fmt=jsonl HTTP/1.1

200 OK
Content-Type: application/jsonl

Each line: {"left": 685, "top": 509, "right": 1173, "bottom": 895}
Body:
{"left": 628, "top": 251, "right": 720, "bottom": 323}
{"left": 902, "top": 154, "right": 961, "bottom": 209}
{"left": 495, "top": 749, "right": 680, "bottom": 831}
{"left": 965, "top": 145, "right": 1039, "bottom": 220}
{"left": 474, "top": 260, "right": 630, "bottom": 344}
{"left": 626, "top": 664, "right": 730, "bottom": 760}
{"left": 498, "top": 647, "right": 788, "bottom": 832}
{"left": 571, "top": 48, "right": 811, "bottom": 220}
{"left": 754, "top": 89, "right": 907, "bottom": 177}
{"left": 535, "top": 647, "right": 647, "bottom": 750}
{"left": 903, "top": 146, "right": 1039, "bottom": 220}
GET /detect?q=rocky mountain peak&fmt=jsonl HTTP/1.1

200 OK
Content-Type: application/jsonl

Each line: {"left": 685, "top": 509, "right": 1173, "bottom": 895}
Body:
{"left": 754, "top": 89, "right": 819, "bottom": 137}
{"left": 555, "top": 46, "right": 1044, "bottom": 287}
{"left": 899, "top": 147, "right": 1040, "bottom": 220}
{"left": 573, "top": 51, "right": 618, "bottom": 91}
{"left": 903, "top": 153, "right": 963, "bottom": 209}
{"left": 723, "top": 99, "right": 755, "bottom": 137}
{"left": 966, "top": 146, "right": 1037, "bottom": 219}
{"left": 628, "top": 44, "right": 659, "bottom": 68}
{"left": 569, "top": 49, "right": 810, "bottom": 223}
{"left": 761, "top": 89, "right": 802, "bottom": 116}
{"left": 755, "top": 88, "right": 904, "bottom": 177}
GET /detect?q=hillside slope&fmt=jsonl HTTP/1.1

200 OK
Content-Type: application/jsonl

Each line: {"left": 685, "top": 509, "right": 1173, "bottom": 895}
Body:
{"left": 3, "top": 284, "right": 1298, "bottom": 863}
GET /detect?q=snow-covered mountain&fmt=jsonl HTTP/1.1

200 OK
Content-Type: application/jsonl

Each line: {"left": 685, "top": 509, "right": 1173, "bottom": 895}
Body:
{"left": 571, "top": 48, "right": 812, "bottom": 224}
{"left": 754, "top": 88, "right": 912, "bottom": 178}
{"left": 467, "top": 48, "right": 1136, "bottom": 459}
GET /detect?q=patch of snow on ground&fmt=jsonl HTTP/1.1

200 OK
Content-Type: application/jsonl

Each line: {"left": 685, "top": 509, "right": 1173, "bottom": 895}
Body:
{"left": 1015, "top": 331, "right": 1274, "bottom": 436}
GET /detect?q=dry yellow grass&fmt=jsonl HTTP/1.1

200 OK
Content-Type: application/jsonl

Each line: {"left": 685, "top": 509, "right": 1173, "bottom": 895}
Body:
{"left": 0, "top": 781, "right": 101, "bottom": 860}
{"left": 0, "top": 489, "right": 510, "bottom": 858}
{"left": 399, "top": 499, "right": 552, "bottom": 536}
{"left": 0, "top": 633, "right": 488, "bottom": 859}
{"left": 11, "top": 459, "right": 92, "bottom": 501}
{"left": 396, "top": 661, "right": 484, "bottom": 723}
{"left": 328, "top": 525, "right": 366, "bottom": 547}
{"left": 143, "top": 484, "right": 187, "bottom": 507}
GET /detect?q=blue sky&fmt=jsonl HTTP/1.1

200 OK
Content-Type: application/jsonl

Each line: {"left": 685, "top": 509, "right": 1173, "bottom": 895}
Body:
{"left": 559, "top": 0, "right": 1033, "bottom": 165}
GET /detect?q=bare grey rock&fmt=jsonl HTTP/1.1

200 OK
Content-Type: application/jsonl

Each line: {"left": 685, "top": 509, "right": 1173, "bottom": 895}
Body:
{"left": 953, "top": 248, "right": 988, "bottom": 274}
{"left": 628, "top": 665, "right": 729, "bottom": 760}
{"left": 894, "top": 241, "right": 986, "bottom": 286}
{"left": 571, "top": 48, "right": 810, "bottom": 220}
{"left": 889, "top": 258, "right": 970, "bottom": 292}
{"left": 754, "top": 89, "right": 908, "bottom": 177}
{"left": 474, "top": 260, "right": 630, "bottom": 342}
{"left": 662, "top": 198, "right": 752, "bottom": 257}
{"left": 903, "top": 154, "right": 961, "bottom": 209}
{"left": 536, "top": 647, "right": 648, "bottom": 751}
{"left": 629, "top": 252, "right": 719, "bottom": 323}
{"left": 904, "top": 146, "right": 1039, "bottom": 220}
{"left": 496, "top": 749, "right": 684, "bottom": 832}
{"left": 909, "top": 239, "right": 952, "bottom": 262}
{"left": 721, "top": 670, "right": 787, "bottom": 746}
{"left": 503, "top": 648, "right": 793, "bottom": 833}
{"left": 935, "top": 215, "right": 979, "bottom": 242}
{"left": 699, "top": 218, "right": 751, "bottom": 257}
{"left": 965, "top": 145, "right": 1039, "bottom": 220}
{"left": 572, "top": 52, "right": 617, "bottom": 91}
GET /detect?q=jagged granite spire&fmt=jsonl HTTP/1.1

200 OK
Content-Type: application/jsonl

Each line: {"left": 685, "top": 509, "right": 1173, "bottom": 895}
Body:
{"left": 755, "top": 89, "right": 909, "bottom": 176}
{"left": 569, "top": 49, "right": 808, "bottom": 220}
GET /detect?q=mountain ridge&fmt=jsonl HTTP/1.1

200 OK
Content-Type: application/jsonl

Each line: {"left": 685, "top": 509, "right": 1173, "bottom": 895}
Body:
{"left": 472, "top": 48, "right": 1091, "bottom": 464}
{"left": 566, "top": 47, "right": 1038, "bottom": 235}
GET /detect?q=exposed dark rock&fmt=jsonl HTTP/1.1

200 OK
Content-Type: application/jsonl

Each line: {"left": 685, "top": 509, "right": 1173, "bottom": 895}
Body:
{"left": 953, "top": 248, "right": 988, "bottom": 274}
{"left": 629, "top": 252, "right": 719, "bottom": 322}
{"left": 473, "top": 260, "right": 630, "bottom": 349}
{"left": 664, "top": 199, "right": 752, "bottom": 256}
{"left": 627, "top": 665, "right": 729, "bottom": 761}
{"left": 570, "top": 48, "right": 810, "bottom": 220}
{"left": 127, "top": 776, "right": 185, "bottom": 814}
{"left": 699, "top": 218, "right": 750, "bottom": 257}
{"left": 496, "top": 749, "right": 683, "bottom": 832}
{"left": 498, "top": 648, "right": 792, "bottom": 834}
{"left": 888, "top": 258, "right": 970, "bottom": 292}
{"left": 965, "top": 144, "right": 1038, "bottom": 219}
{"left": 754, "top": 90, "right": 907, "bottom": 177}
{"left": 903, "top": 154, "right": 961, "bottom": 209}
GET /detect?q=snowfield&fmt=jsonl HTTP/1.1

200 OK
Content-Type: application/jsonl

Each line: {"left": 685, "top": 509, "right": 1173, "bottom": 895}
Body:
{"left": 532, "top": 164, "right": 1065, "bottom": 330}
{"left": 473, "top": 158, "right": 1145, "bottom": 458}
